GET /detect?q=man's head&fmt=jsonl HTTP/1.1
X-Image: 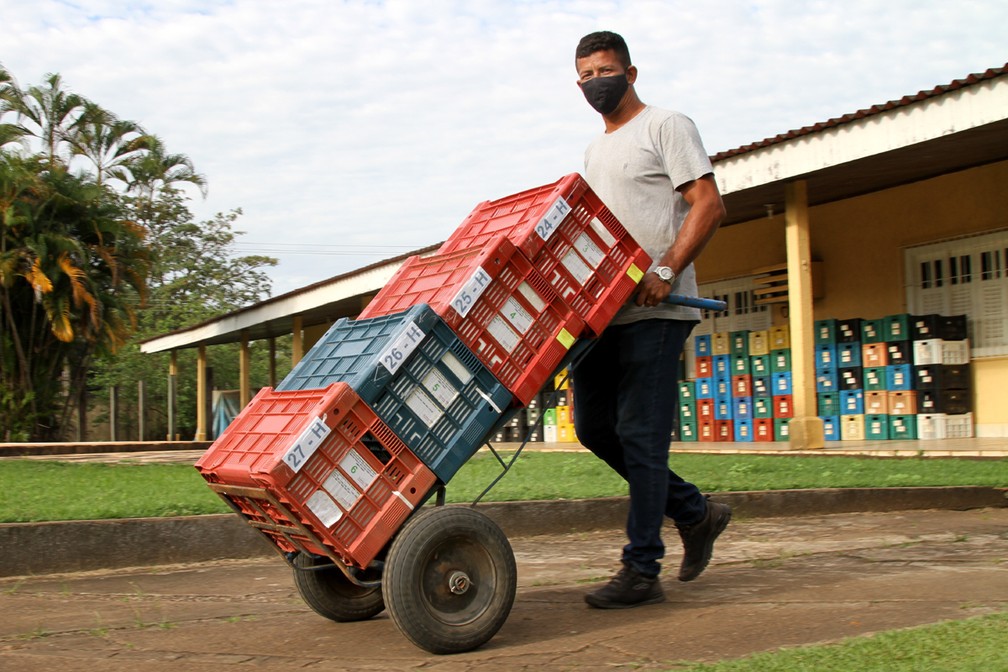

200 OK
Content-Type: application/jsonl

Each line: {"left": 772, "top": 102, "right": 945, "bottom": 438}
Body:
{"left": 575, "top": 31, "right": 638, "bottom": 117}
{"left": 575, "top": 31, "right": 631, "bottom": 69}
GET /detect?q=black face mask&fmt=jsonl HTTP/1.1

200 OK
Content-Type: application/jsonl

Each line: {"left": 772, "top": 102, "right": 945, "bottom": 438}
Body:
{"left": 580, "top": 73, "right": 629, "bottom": 115}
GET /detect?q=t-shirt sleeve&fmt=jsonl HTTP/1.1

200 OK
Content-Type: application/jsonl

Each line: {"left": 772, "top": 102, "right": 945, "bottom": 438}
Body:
{"left": 657, "top": 112, "right": 715, "bottom": 190}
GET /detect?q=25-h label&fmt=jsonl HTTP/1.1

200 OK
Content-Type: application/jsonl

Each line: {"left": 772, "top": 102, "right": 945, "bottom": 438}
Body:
{"left": 451, "top": 267, "right": 491, "bottom": 318}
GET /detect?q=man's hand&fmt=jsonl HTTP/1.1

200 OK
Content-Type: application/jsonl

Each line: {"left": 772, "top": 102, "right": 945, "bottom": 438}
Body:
{"left": 634, "top": 272, "right": 673, "bottom": 307}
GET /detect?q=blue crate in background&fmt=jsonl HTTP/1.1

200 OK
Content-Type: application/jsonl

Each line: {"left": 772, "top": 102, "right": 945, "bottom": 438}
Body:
{"left": 815, "top": 343, "right": 838, "bottom": 369}
{"left": 772, "top": 371, "right": 793, "bottom": 396}
{"left": 695, "top": 334, "right": 712, "bottom": 357}
{"left": 841, "top": 389, "right": 864, "bottom": 415}
{"left": 733, "top": 418, "right": 754, "bottom": 442}
{"left": 822, "top": 415, "right": 840, "bottom": 441}
{"left": 278, "top": 304, "right": 511, "bottom": 482}
{"left": 695, "top": 377, "right": 714, "bottom": 399}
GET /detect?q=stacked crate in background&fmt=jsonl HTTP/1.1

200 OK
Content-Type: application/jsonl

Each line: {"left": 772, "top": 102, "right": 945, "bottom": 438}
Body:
{"left": 196, "top": 173, "right": 650, "bottom": 571}
{"left": 680, "top": 312, "right": 973, "bottom": 444}
{"left": 816, "top": 313, "right": 972, "bottom": 441}
{"left": 682, "top": 324, "right": 793, "bottom": 442}
{"left": 490, "top": 367, "right": 578, "bottom": 444}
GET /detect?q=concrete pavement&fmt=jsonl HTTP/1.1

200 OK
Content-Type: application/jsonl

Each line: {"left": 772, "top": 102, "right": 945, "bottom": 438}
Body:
{"left": 1, "top": 507, "right": 1005, "bottom": 671}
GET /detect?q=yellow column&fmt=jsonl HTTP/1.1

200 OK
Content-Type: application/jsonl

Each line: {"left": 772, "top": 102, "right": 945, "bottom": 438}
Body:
{"left": 196, "top": 344, "right": 208, "bottom": 441}
{"left": 268, "top": 337, "right": 277, "bottom": 388}
{"left": 239, "top": 330, "right": 251, "bottom": 408}
{"left": 784, "top": 180, "right": 824, "bottom": 449}
{"left": 292, "top": 315, "right": 304, "bottom": 365}
{"left": 167, "top": 350, "right": 178, "bottom": 440}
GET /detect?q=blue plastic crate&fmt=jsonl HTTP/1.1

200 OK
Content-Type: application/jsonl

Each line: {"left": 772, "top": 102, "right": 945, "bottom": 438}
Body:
{"left": 733, "top": 396, "right": 753, "bottom": 420}
{"left": 713, "top": 354, "right": 731, "bottom": 377}
{"left": 772, "top": 371, "right": 793, "bottom": 396}
{"left": 886, "top": 364, "right": 913, "bottom": 391}
{"left": 695, "top": 334, "right": 712, "bottom": 357}
{"left": 278, "top": 304, "right": 511, "bottom": 483}
{"left": 822, "top": 415, "right": 840, "bottom": 441}
{"left": 816, "top": 368, "right": 838, "bottom": 393}
{"left": 837, "top": 342, "right": 862, "bottom": 368}
{"left": 714, "top": 394, "right": 733, "bottom": 420}
{"left": 815, "top": 343, "right": 837, "bottom": 369}
{"left": 840, "top": 389, "right": 864, "bottom": 415}
{"left": 695, "top": 377, "right": 714, "bottom": 399}
{"left": 714, "top": 376, "right": 732, "bottom": 397}
{"left": 733, "top": 418, "right": 753, "bottom": 442}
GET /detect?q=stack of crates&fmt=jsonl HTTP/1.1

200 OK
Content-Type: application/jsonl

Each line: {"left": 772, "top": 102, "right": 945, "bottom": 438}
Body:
{"left": 196, "top": 173, "right": 651, "bottom": 571}
{"left": 816, "top": 313, "right": 972, "bottom": 441}
{"left": 683, "top": 324, "right": 792, "bottom": 442}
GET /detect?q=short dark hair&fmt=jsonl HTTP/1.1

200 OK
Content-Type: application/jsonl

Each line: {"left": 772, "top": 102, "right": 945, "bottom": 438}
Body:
{"left": 575, "top": 31, "right": 632, "bottom": 68}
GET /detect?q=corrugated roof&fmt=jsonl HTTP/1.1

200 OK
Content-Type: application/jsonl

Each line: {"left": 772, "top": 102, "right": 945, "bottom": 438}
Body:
{"left": 711, "top": 64, "right": 1008, "bottom": 162}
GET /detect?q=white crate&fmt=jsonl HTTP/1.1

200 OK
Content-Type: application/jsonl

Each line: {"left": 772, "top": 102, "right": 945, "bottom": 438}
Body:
{"left": 543, "top": 424, "right": 558, "bottom": 443}
{"left": 916, "top": 413, "right": 948, "bottom": 440}
{"left": 944, "top": 413, "right": 974, "bottom": 438}
{"left": 941, "top": 339, "right": 971, "bottom": 365}
{"left": 840, "top": 414, "right": 865, "bottom": 441}
{"left": 913, "top": 339, "right": 944, "bottom": 365}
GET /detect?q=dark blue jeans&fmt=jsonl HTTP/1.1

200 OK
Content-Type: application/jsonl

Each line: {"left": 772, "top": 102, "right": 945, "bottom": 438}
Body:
{"left": 571, "top": 318, "right": 707, "bottom": 577}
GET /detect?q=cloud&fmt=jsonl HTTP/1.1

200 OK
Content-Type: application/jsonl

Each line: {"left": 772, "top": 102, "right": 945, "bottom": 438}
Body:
{"left": 2, "top": 0, "right": 1005, "bottom": 293}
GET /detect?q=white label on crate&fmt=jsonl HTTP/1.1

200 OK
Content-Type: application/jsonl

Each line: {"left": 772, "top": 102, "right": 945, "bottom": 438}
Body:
{"left": 282, "top": 416, "right": 330, "bottom": 474}
{"left": 573, "top": 232, "right": 605, "bottom": 270}
{"left": 440, "top": 350, "right": 473, "bottom": 385}
{"left": 561, "top": 249, "right": 594, "bottom": 285}
{"left": 451, "top": 266, "right": 492, "bottom": 318}
{"left": 588, "top": 216, "right": 617, "bottom": 249}
{"left": 516, "top": 281, "right": 545, "bottom": 313}
{"left": 305, "top": 490, "right": 343, "bottom": 528}
{"left": 501, "top": 296, "right": 534, "bottom": 334}
{"left": 422, "top": 367, "right": 458, "bottom": 408}
{"left": 487, "top": 315, "right": 521, "bottom": 352}
{"left": 323, "top": 468, "right": 361, "bottom": 511}
{"left": 406, "top": 387, "right": 443, "bottom": 426}
{"left": 535, "top": 196, "right": 571, "bottom": 241}
{"left": 379, "top": 320, "right": 425, "bottom": 374}
{"left": 340, "top": 449, "right": 377, "bottom": 492}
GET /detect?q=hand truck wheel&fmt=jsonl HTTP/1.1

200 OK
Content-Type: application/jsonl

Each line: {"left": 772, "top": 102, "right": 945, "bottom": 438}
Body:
{"left": 382, "top": 506, "right": 516, "bottom": 654}
{"left": 291, "top": 552, "right": 385, "bottom": 622}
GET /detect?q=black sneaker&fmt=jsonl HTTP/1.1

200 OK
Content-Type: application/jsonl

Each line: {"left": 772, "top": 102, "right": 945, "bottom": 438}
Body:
{"left": 676, "top": 500, "right": 732, "bottom": 582}
{"left": 585, "top": 565, "right": 665, "bottom": 609}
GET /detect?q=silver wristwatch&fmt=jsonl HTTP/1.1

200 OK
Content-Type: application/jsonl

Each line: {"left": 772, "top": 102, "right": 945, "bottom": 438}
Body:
{"left": 655, "top": 266, "right": 676, "bottom": 284}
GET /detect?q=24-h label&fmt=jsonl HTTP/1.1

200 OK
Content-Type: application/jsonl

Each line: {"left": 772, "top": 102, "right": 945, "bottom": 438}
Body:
{"left": 282, "top": 416, "right": 331, "bottom": 474}
{"left": 535, "top": 196, "right": 571, "bottom": 241}
{"left": 379, "top": 320, "right": 425, "bottom": 374}
{"left": 451, "top": 267, "right": 491, "bottom": 318}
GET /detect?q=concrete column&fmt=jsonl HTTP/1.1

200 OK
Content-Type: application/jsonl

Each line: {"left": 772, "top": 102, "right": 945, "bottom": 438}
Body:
{"left": 239, "top": 330, "right": 251, "bottom": 408}
{"left": 784, "top": 180, "right": 824, "bottom": 449}
{"left": 196, "top": 344, "right": 208, "bottom": 441}
{"left": 292, "top": 315, "right": 304, "bottom": 365}
{"left": 167, "top": 351, "right": 177, "bottom": 441}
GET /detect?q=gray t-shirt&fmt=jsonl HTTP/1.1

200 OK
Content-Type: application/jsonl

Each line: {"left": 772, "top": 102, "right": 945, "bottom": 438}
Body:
{"left": 584, "top": 105, "right": 714, "bottom": 325}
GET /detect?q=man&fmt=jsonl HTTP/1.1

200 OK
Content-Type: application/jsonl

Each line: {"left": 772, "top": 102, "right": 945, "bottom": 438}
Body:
{"left": 572, "top": 30, "right": 731, "bottom": 609}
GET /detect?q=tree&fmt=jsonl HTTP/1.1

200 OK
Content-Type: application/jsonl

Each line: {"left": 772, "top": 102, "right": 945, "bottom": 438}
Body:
{"left": 68, "top": 102, "right": 152, "bottom": 188}
{"left": 0, "top": 71, "right": 87, "bottom": 164}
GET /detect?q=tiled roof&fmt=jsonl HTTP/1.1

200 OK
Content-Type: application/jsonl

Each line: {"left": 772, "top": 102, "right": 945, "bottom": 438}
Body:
{"left": 711, "top": 64, "right": 1008, "bottom": 162}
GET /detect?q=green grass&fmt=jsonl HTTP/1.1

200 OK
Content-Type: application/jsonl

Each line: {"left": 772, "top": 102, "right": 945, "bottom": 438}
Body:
{"left": 0, "top": 452, "right": 1004, "bottom": 522}
{"left": 673, "top": 612, "right": 1008, "bottom": 672}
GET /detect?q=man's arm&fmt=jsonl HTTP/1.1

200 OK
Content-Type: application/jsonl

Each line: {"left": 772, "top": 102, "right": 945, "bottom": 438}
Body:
{"left": 635, "top": 174, "right": 726, "bottom": 306}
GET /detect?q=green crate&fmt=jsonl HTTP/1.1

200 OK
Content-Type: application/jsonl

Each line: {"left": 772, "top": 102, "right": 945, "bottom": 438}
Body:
{"left": 678, "top": 380, "right": 695, "bottom": 403}
{"left": 774, "top": 417, "right": 791, "bottom": 441}
{"left": 814, "top": 319, "right": 838, "bottom": 344}
{"left": 753, "top": 397, "right": 774, "bottom": 419}
{"left": 860, "top": 318, "right": 884, "bottom": 344}
{"left": 888, "top": 414, "right": 918, "bottom": 440}
{"left": 817, "top": 392, "right": 840, "bottom": 417}
{"left": 730, "top": 330, "right": 750, "bottom": 357}
{"left": 865, "top": 413, "right": 889, "bottom": 440}
{"left": 750, "top": 354, "right": 770, "bottom": 376}
{"left": 731, "top": 354, "right": 750, "bottom": 375}
{"left": 884, "top": 313, "right": 911, "bottom": 342}
{"left": 678, "top": 420, "right": 697, "bottom": 442}
{"left": 679, "top": 401, "right": 696, "bottom": 422}
{"left": 864, "top": 366, "right": 888, "bottom": 391}
{"left": 770, "top": 349, "right": 792, "bottom": 373}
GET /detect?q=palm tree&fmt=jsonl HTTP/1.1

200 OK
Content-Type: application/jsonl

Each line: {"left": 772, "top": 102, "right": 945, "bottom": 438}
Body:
{"left": 0, "top": 71, "right": 87, "bottom": 164}
{"left": 119, "top": 133, "right": 207, "bottom": 202}
{"left": 69, "top": 102, "right": 151, "bottom": 187}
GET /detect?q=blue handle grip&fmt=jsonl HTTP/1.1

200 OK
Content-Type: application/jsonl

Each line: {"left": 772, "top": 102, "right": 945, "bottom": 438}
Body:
{"left": 665, "top": 294, "right": 728, "bottom": 312}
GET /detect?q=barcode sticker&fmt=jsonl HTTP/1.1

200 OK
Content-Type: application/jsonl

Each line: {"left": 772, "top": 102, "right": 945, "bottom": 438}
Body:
{"left": 451, "top": 267, "right": 492, "bottom": 318}
{"left": 340, "top": 449, "right": 377, "bottom": 492}
{"left": 323, "top": 468, "right": 361, "bottom": 511}
{"left": 535, "top": 196, "right": 571, "bottom": 241}
{"left": 379, "top": 320, "right": 425, "bottom": 374}
{"left": 306, "top": 490, "right": 342, "bottom": 528}
{"left": 282, "top": 416, "right": 330, "bottom": 474}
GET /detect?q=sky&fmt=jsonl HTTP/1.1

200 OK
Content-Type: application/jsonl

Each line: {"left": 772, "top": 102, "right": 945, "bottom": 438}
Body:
{"left": 2, "top": 0, "right": 1006, "bottom": 295}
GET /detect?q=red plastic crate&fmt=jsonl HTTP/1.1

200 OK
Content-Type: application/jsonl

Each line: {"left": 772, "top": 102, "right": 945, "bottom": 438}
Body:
{"left": 195, "top": 383, "right": 437, "bottom": 570}
{"left": 773, "top": 394, "right": 794, "bottom": 418}
{"left": 697, "top": 420, "right": 715, "bottom": 442}
{"left": 754, "top": 418, "right": 774, "bottom": 442}
{"left": 714, "top": 420, "right": 733, "bottom": 441}
{"left": 732, "top": 374, "right": 752, "bottom": 398}
{"left": 695, "top": 356, "right": 713, "bottom": 377}
{"left": 440, "top": 173, "right": 651, "bottom": 335}
{"left": 359, "top": 236, "right": 585, "bottom": 406}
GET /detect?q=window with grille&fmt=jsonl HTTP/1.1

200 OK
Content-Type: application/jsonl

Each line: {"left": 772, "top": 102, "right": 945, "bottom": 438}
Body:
{"left": 905, "top": 230, "right": 1008, "bottom": 358}
{"left": 694, "top": 276, "right": 771, "bottom": 335}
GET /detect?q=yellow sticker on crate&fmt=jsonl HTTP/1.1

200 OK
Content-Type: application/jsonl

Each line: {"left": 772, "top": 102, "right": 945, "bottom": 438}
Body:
{"left": 626, "top": 263, "right": 644, "bottom": 283}
{"left": 556, "top": 328, "right": 575, "bottom": 349}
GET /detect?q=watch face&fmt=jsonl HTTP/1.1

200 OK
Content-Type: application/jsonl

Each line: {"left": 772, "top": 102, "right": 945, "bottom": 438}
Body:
{"left": 657, "top": 267, "right": 673, "bottom": 281}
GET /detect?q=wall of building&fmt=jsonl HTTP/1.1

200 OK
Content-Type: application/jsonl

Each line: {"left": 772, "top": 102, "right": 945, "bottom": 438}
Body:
{"left": 697, "top": 160, "right": 1008, "bottom": 435}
